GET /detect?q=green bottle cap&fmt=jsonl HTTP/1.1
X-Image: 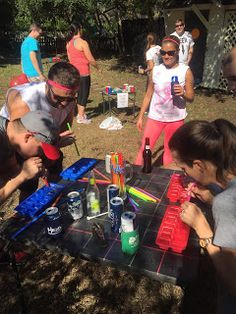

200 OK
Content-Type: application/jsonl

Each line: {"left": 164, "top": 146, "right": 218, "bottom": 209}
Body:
{"left": 90, "top": 177, "right": 95, "bottom": 185}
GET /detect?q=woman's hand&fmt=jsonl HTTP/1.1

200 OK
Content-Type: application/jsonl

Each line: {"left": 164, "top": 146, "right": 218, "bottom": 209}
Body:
{"left": 136, "top": 116, "right": 143, "bottom": 132}
{"left": 180, "top": 201, "right": 213, "bottom": 238}
{"left": 58, "top": 130, "right": 76, "bottom": 148}
{"left": 173, "top": 84, "right": 185, "bottom": 97}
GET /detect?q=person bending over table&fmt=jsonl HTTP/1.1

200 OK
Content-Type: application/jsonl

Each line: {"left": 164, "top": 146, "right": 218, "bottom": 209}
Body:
{"left": 135, "top": 35, "right": 194, "bottom": 166}
{"left": 66, "top": 21, "right": 99, "bottom": 124}
{"left": 0, "top": 110, "right": 60, "bottom": 204}
{"left": 0, "top": 62, "right": 80, "bottom": 188}
{"left": 169, "top": 119, "right": 236, "bottom": 314}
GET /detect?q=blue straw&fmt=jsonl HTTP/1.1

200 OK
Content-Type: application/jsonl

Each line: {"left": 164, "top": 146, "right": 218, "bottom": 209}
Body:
{"left": 128, "top": 195, "right": 139, "bottom": 212}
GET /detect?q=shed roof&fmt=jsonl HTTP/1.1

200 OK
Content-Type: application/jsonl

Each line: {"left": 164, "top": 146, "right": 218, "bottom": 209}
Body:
{"left": 163, "top": 0, "right": 236, "bottom": 9}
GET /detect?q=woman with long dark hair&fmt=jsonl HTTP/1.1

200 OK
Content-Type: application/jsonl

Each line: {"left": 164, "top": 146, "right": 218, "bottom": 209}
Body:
{"left": 169, "top": 119, "right": 236, "bottom": 313}
{"left": 66, "top": 22, "right": 99, "bottom": 124}
{"left": 135, "top": 35, "right": 194, "bottom": 166}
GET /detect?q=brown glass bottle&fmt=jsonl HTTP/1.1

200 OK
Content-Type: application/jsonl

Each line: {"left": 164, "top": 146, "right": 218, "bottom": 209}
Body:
{"left": 143, "top": 137, "right": 152, "bottom": 173}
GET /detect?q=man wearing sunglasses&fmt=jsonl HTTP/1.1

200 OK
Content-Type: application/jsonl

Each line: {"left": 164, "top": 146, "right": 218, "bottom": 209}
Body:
{"left": 1, "top": 62, "right": 80, "bottom": 147}
{"left": 0, "top": 62, "right": 80, "bottom": 183}
{"left": 171, "top": 19, "right": 194, "bottom": 65}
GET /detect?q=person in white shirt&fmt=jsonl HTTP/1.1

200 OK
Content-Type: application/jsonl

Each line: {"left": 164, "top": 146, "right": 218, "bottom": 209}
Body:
{"left": 223, "top": 47, "right": 236, "bottom": 94}
{"left": 135, "top": 35, "right": 194, "bottom": 166}
{"left": 171, "top": 19, "right": 194, "bottom": 65}
{"left": 141, "top": 33, "right": 161, "bottom": 75}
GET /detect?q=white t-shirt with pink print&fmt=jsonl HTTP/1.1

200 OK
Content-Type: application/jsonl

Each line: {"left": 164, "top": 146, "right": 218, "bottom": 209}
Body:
{"left": 148, "top": 63, "right": 189, "bottom": 122}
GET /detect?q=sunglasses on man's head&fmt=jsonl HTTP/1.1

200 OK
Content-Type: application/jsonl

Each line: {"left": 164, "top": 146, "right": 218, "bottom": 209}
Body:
{"left": 175, "top": 23, "right": 184, "bottom": 28}
{"left": 48, "top": 85, "right": 77, "bottom": 103}
{"left": 160, "top": 49, "right": 177, "bottom": 56}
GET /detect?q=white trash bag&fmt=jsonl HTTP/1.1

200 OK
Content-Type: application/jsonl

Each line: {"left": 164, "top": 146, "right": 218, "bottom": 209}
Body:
{"left": 99, "top": 116, "right": 123, "bottom": 130}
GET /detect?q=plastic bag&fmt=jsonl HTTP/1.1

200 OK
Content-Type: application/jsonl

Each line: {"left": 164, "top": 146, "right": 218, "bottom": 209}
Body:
{"left": 99, "top": 116, "right": 123, "bottom": 130}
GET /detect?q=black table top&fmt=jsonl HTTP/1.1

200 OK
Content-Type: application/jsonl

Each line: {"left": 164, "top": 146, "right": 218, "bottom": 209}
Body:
{"left": 0, "top": 160, "right": 200, "bottom": 285}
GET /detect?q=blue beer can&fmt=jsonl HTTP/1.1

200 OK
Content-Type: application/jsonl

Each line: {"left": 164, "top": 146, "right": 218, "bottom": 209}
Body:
{"left": 45, "top": 206, "right": 62, "bottom": 236}
{"left": 110, "top": 196, "right": 123, "bottom": 233}
{"left": 107, "top": 184, "right": 119, "bottom": 218}
{"left": 171, "top": 76, "right": 179, "bottom": 95}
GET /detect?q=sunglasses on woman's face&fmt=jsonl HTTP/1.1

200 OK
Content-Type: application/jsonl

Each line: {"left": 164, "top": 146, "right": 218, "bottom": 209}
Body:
{"left": 160, "top": 49, "right": 177, "bottom": 56}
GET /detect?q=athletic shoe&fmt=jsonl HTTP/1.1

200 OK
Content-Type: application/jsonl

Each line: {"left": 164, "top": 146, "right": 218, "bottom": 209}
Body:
{"left": 76, "top": 115, "right": 91, "bottom": 124}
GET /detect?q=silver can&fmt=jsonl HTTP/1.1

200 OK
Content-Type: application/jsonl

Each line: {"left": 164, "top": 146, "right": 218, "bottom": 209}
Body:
{"left": 121, "top": 211, "right": 137, "bottom": 232}
{"left": 107, "top": 184, "right": 119, "bottom": 218}
{"left": 67, "top": 191, "right": 83, "bottom": 220}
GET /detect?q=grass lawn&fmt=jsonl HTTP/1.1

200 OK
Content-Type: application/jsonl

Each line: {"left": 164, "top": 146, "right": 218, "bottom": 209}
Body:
{"left": 0, "top": 57, "right": 235, "bottom": 313}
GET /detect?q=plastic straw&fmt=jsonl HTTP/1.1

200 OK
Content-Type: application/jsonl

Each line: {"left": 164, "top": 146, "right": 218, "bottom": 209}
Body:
{"left": 86, "top": 212, "right": 108, "bottom": 220}
{"left": 67, "top": 122, "right": 80, "bottom": 157}
{"left": 134, "top": 187, "right": 160, "bottom": 202}
{"left": 41, "top": 176, "right": 49, "bottom": 187}
{"left": 78, "top": 178, "right": 111, "bottom": 185}
{"left": 93, "top": 168, "right": 111, "bottom": 181}
{"left": 128, "top": 195, "right": 139, "bottom": 212}
{"left": 126, "top": 185, "right": 158, "bottom": 203}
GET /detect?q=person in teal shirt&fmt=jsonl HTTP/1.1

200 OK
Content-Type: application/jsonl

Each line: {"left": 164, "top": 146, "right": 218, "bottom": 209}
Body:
{"left": 21, "top": 23, "right": 45, "bottom": 82}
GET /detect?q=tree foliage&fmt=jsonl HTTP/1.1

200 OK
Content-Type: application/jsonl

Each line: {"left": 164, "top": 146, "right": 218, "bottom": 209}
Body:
{"left": 1, "top": 0, "right": 197, "bottom": 53}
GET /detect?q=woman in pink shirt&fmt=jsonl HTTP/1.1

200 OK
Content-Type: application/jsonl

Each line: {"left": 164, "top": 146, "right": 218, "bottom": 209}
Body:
{"left": 135, "top": 35, "right": 194, "bottom": 166}
{"left": 67, "top": 22, "right": 99, "bottom": 124}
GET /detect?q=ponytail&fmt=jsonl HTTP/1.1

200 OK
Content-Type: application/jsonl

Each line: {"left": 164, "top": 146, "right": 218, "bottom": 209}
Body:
{"left": 67, "top": 22, "right": 82, "bottom": 42}
{"left": 145, "top": 32, "right": 157, "bottom": 54}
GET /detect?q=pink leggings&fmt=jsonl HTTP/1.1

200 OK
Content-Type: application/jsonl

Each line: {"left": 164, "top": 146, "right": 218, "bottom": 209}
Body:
{"left": 135, "top": 118, "right": 184, "bottom": 166}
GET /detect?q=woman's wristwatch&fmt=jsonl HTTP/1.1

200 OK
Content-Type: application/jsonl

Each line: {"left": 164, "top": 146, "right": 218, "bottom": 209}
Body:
{"left": 199, "top": 237, "right": 213, "bottom": 249}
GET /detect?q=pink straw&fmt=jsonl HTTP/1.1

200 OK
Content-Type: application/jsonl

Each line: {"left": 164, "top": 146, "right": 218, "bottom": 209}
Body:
{"left": 93, "top": 168, "right": 111, "bottom": 181}
{"left": 78, "top": 178, "right": 111, "bottom": 185}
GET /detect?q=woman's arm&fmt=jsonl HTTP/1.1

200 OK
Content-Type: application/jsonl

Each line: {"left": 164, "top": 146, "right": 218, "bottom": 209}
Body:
{"left": 144, "top": 60, "right": 154, "bottom": 74}
{"left": 136, "top": 74, "right": 154, "bottom": 132}
{"left": 181, "top": 201, "right": 236, "bottom": 296}
{"left": 82, "top": 41, "right": 98, "bottom": 69}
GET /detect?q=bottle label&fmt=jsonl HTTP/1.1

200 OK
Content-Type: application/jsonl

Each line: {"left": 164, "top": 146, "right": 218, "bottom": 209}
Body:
{"left": 145, "top": 145, "right": 150, "bottom": 150}
{"left": 91, "top": 200, "right": 100, "bottom": 212}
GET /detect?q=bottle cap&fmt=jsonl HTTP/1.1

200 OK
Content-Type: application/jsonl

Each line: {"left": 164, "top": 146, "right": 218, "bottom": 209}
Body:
{"left": 145, "top": 137, "right": 150, "bottom": 145}
{"left": 90, "top": 177, "right": 95, "bottom": 185}
{"left": 171, "top": 76, "right": 179, "bottom": 83}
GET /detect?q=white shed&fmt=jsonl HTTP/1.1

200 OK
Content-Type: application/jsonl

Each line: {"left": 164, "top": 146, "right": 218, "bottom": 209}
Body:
{"left": 163, "top": 1, "right": 236, "bottom": 89}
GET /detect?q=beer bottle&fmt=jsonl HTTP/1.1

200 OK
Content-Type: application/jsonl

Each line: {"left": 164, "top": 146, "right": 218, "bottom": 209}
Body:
{"left": 142, "top": 137, "right": 152, "bottom": 173}
{"left": 86, "top": 171, "right": 101, "bottom": 216}
{"left": 171, "top": 76, "right": 179, "bottom": 95}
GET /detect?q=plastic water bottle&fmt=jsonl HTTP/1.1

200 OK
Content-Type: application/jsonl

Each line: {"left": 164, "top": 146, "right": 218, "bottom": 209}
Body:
{"left": 142, "top": 137, "right": 152, "bottom": 173}
{"left": 171, "top": 76, "right": 179, "bottom": 95}
{"left": 86, "top": 171, "right": 101, "bottom": 217}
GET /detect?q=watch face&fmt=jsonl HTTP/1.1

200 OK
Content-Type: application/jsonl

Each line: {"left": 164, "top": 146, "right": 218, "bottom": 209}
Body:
{"left": 199, "top": 238, "right": 212, "bottom": 248}
{"left": 199, "top": 239, "right": 206, "bottom": 248}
